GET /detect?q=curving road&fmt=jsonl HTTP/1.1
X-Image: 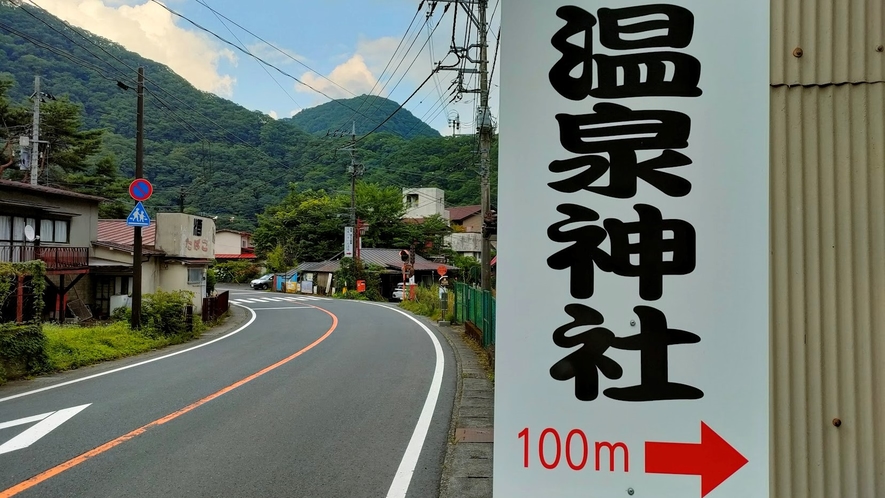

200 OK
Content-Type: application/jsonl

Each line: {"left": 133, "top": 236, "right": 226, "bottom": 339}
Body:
{"left": 0, "top": 286, "right": 456, "bottom": 498}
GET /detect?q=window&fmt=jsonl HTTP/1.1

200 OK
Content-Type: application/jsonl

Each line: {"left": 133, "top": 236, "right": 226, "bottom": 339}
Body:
{"left": 193, "top": 219, "right": 203, "bottom": 236}
{"left": 37, "top": 218, "right": 70, "bottom": 243}
{"left": 188, "top": 268, "right": 204, "bottom": 284}
{"left": 406, "top": 193, "right": 419, "bottom": 208}
{"left": 0, "top": 216, "right": 69, "bottom": 244}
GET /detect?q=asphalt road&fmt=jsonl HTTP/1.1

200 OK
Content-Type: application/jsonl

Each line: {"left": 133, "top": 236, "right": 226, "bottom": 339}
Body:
{"left": 0, "top": 286, "right": 456, "bottom": 498}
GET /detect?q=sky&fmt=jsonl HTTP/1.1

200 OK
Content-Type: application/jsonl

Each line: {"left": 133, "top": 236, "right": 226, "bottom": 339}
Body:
{"left": 29, "top": 0, "right": 502, "bottom": 137}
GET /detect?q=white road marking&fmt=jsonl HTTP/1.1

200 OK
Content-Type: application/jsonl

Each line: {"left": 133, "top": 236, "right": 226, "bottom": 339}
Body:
{"left": 249, "top": 298, "right": 270, "bottom": 303}
{"left": 252, "top": 307, "right": 312, "bottom": 310}
{"left": 0, "top": 306, "right": 258, "bottom": 404}
{"left": 354, "top": 302, "right": 445, "bottom": 498}
{"left": 0, "top": 404, "right": 91, "bottom": 455}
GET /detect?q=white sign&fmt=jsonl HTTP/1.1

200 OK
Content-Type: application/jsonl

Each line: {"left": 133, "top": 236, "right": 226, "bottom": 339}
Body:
{"left": 0, "top": 404, "right": 91, "bottom": 455}
{"left": 495, "top": 2, "right": 769, "bottom": 497}
{"left": 344, "top": 226, "right": 354, "bottom": 258}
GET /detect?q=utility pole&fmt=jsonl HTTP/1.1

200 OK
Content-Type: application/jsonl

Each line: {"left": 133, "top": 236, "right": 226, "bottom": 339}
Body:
{"left": 436, "top": 0, "right": 494, "bottom": 292}
{"left": 30, "top": 76, "right": 40, "bottom": 185}
{"left": 477, "top": 0, "right": 493, "bottom": 293}
{"left": 178, "top": 187, "right": 186, "bottom": 213}
{"left": 132, "top": 67, "right": 145, "bottom": 330}
{"left": 342, "top": 122, "right": 363, "bottom": 263}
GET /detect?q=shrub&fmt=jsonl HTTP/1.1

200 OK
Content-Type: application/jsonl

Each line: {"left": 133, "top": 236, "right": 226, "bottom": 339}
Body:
{"left": 213, "top": 261, "right": 261, "bottom": 283}
{"left": 0, "top": 322, "right": 49, "bottom": 384}
{"left": 399, "top": 285, "right": 455, "bottom": 321}
{"left": 140, "top": 289, "right": 195, "bottom": 337}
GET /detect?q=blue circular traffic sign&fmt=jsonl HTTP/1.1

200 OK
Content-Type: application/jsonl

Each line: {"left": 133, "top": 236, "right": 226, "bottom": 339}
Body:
{"left": 129, "top": 179, "right": 153, "bottom": 202}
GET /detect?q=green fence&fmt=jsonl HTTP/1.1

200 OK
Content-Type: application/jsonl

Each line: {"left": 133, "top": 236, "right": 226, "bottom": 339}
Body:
{"left": 454, "top": 282, "right": 495, "bottom": 347}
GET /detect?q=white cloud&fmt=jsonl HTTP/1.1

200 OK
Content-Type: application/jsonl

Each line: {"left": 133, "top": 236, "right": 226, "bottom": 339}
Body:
{"left": 289, "top": 108, "right": 302, "bottom": 117}
{"left": 267, "top": 110, "right": 278, "bottom": 120}
{"left": 296, "top": 54, "right": 376, "bottom": 99}
{"left": 35, "top": 0, "right": 238, "bottom": 98}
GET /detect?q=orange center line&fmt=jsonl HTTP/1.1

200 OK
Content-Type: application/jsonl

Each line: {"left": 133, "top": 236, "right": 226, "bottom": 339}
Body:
{"left": 0, "top": 305, "right": 339, "bottom": 498}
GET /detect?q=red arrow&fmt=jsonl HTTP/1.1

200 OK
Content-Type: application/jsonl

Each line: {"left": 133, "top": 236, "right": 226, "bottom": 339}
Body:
{"left": 645, "top": 422, "right": 748, "bottom": 497}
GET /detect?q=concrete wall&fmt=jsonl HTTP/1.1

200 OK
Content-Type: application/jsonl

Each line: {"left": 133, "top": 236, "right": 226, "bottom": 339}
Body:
{"left": 154, "top": 213, "right": 216, "bottom": 259}
{"left": 215, "top": 231, "right": 242, "bottom": 255}
{"left": 402, "top": 188, "right": 449, "bottom": 220}
{"left": 158, "top": 262, "right": 206, "bottom": 312}
{"left": 446, "top": 232, "right": 482, "bottom": 258}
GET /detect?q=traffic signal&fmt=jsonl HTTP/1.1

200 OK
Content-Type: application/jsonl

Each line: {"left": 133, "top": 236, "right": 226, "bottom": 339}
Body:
{"left": 400, "top": 250, "right": 409, "bottom": 262}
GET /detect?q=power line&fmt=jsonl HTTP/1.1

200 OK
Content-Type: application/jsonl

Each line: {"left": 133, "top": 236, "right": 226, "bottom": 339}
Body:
{"left": 193, "top": 0, "right": 355, "bottom": 99}
{"left": 145, "top": 0, "right": 372, "bottom": 119}
{"left": 200, "top": 0, "right": 303, "bottom": 113}
{"left": 332, "top": 2, "right": 424, "bottom": 134}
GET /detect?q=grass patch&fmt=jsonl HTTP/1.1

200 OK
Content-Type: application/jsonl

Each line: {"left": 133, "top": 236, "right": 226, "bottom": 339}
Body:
{"left": 399, "top": 285, "right": 455, "bottom": 322}
{"left": 44, "top": 322, "right": 179, "bottom": 371}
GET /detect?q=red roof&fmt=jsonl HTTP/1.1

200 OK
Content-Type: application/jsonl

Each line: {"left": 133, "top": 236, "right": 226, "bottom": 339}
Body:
{"left": 215, "top": 254, "right": 257, "bottom": 260}
{"left": 446, "top": 205, "right": 481, "bottom": 222}
{"left": 97, "top": 219, "right": 157, "bottom": 247}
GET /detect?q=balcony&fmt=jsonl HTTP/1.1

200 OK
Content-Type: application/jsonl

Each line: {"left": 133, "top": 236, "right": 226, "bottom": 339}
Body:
{"left": 0, "top": 245, "right": 90, "bottom": 271}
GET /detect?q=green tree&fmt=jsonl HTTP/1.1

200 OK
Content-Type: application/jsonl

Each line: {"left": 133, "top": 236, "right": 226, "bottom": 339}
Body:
{"left": 253, "top": 188, "right": 347, "bottom": 263}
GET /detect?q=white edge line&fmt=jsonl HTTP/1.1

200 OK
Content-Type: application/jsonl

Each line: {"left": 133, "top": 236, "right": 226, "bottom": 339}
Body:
{"left": 252, "top": 307, "right": 312, "bottom": 310}
{"left": 354, "top": 302, "right": 445, "bottom": 498}
{"left": 0, "top": 305, "right": 258, "bottom": 404}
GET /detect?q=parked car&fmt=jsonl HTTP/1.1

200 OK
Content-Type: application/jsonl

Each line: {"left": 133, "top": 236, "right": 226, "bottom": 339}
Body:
{"left": 392, "top": 283, "right": 405, "bottom": 301}
{"left": 250, "top": 274, "right": 273, "bottom": 290}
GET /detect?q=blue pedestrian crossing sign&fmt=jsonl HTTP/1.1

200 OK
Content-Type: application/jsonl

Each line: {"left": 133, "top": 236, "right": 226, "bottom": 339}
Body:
{"left": 126, "top": 201, "right": 151, "bottom": 227}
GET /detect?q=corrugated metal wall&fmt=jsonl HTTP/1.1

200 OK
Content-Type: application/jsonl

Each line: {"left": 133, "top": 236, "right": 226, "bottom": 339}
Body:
{"left": 771, "top": 1, "right": 885, "bottom": 496}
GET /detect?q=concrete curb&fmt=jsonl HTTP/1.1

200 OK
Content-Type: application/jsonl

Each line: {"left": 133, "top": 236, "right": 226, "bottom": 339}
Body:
{"left": 436, "top": 322, "right": 493, "bottom": 498}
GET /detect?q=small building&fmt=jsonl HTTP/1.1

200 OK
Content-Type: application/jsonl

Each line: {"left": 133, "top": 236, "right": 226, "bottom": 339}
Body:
{"left": 294, "top": 248, "right": 458, "bottom": 298}
{"left": 94, "top": 213, "right": 215, "bottom": 317}
{"left": 214, "top": 229, "right": 257, "bottom": 262}
{"left": 402, "top": 187, "right": 449, "bottom": 221}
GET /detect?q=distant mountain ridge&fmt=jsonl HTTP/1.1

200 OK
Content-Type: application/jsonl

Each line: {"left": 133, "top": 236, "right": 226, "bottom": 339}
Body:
{"left": 0, "top": 2, "right": 493, "bottom": 230}
{"left": 285, "top": 95, "right": 440, "bottom": 140}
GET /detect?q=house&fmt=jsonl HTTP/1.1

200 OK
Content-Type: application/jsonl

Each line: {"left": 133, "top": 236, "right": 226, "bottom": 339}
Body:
{"left": 0, "top": 179, "right": 100, "bottom": 322}
{"left": 445, "top": 204, "right": 483, "bottom": 259}
{"left": 214, "top": 229, "right": 257, "bottom": 262}
{"left": 0, "top": 178, "right": 217, "bottom": 322}
{"left": 402, "top": 187, "right": 449, "bottom": 222}
{"left": 447, "top": 204, "right": 482, "bottom": 233}
{"left": 94, "top": 213, "right": 215, "bottom": 318}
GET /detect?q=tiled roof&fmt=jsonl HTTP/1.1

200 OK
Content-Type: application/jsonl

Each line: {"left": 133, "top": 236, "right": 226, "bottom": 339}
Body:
{"left": 446, "top": 205, "right": 481, "bottom": 221}
{"left": 217, "top": 229, "right": 251, "bottom": 236}
{"left": 0, "top": 179, "right": 106, "bottom": 202}
{"left": 215, "top": 253, "right": 257, "bottom": 259}
{"left": 97, "top": 219, "right": 157, "bottom": 247}
{"left": 293, "top": 249, "right": 459, "bottom": 274}
{"left": 358, "top": 248, "right": 458, "bottom": 271}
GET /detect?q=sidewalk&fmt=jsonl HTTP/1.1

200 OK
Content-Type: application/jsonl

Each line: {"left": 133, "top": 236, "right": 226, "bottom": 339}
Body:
{"left": 437, "top": 324, "right": 494, "bottom": 498}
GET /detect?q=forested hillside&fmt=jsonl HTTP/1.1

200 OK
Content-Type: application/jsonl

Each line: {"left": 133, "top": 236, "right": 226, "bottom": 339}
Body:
{"left": 0, "top": 2, "right": 496, "bottom": 230}
{"left": 286, "top": 95, "right": 440, "bottom": 139}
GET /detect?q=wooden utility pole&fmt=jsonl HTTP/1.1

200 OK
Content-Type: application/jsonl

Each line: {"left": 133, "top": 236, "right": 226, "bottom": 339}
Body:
{"left": 132, "top": 67, "right": 144, "bottom": 329}
{"left": 30, "top": 75, "right": 40, "bottom": 185}
{"left": 478, "top": 0, "right": 492, "bottom": 292}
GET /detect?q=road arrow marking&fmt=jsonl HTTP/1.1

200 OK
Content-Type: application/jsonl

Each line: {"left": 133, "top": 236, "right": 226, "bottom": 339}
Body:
{"left": 0, "top": 404, "right": 91, "bottom": 456}
{"left": 645, "top": 422, "right": 748, "bottom": 497}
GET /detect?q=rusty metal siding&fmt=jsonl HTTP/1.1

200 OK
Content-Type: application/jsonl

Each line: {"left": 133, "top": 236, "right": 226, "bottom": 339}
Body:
{"left": 772, "top": 0, "right": 885, "bottom": 86}
{"left": 771, "top": 83, "right": 885, "bottom": 497}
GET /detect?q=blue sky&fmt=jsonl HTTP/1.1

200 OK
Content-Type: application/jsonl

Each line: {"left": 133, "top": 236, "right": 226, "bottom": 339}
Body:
{"left": 33, "top": 0, "right": 501, "bottom": 136}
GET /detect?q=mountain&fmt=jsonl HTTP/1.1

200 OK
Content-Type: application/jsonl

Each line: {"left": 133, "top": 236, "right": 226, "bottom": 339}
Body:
{"left": 0, "top": 2, "right": 495, "bottom": 230}
{"left": 286, "top": 95, "right": 440, "bottom": 139}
